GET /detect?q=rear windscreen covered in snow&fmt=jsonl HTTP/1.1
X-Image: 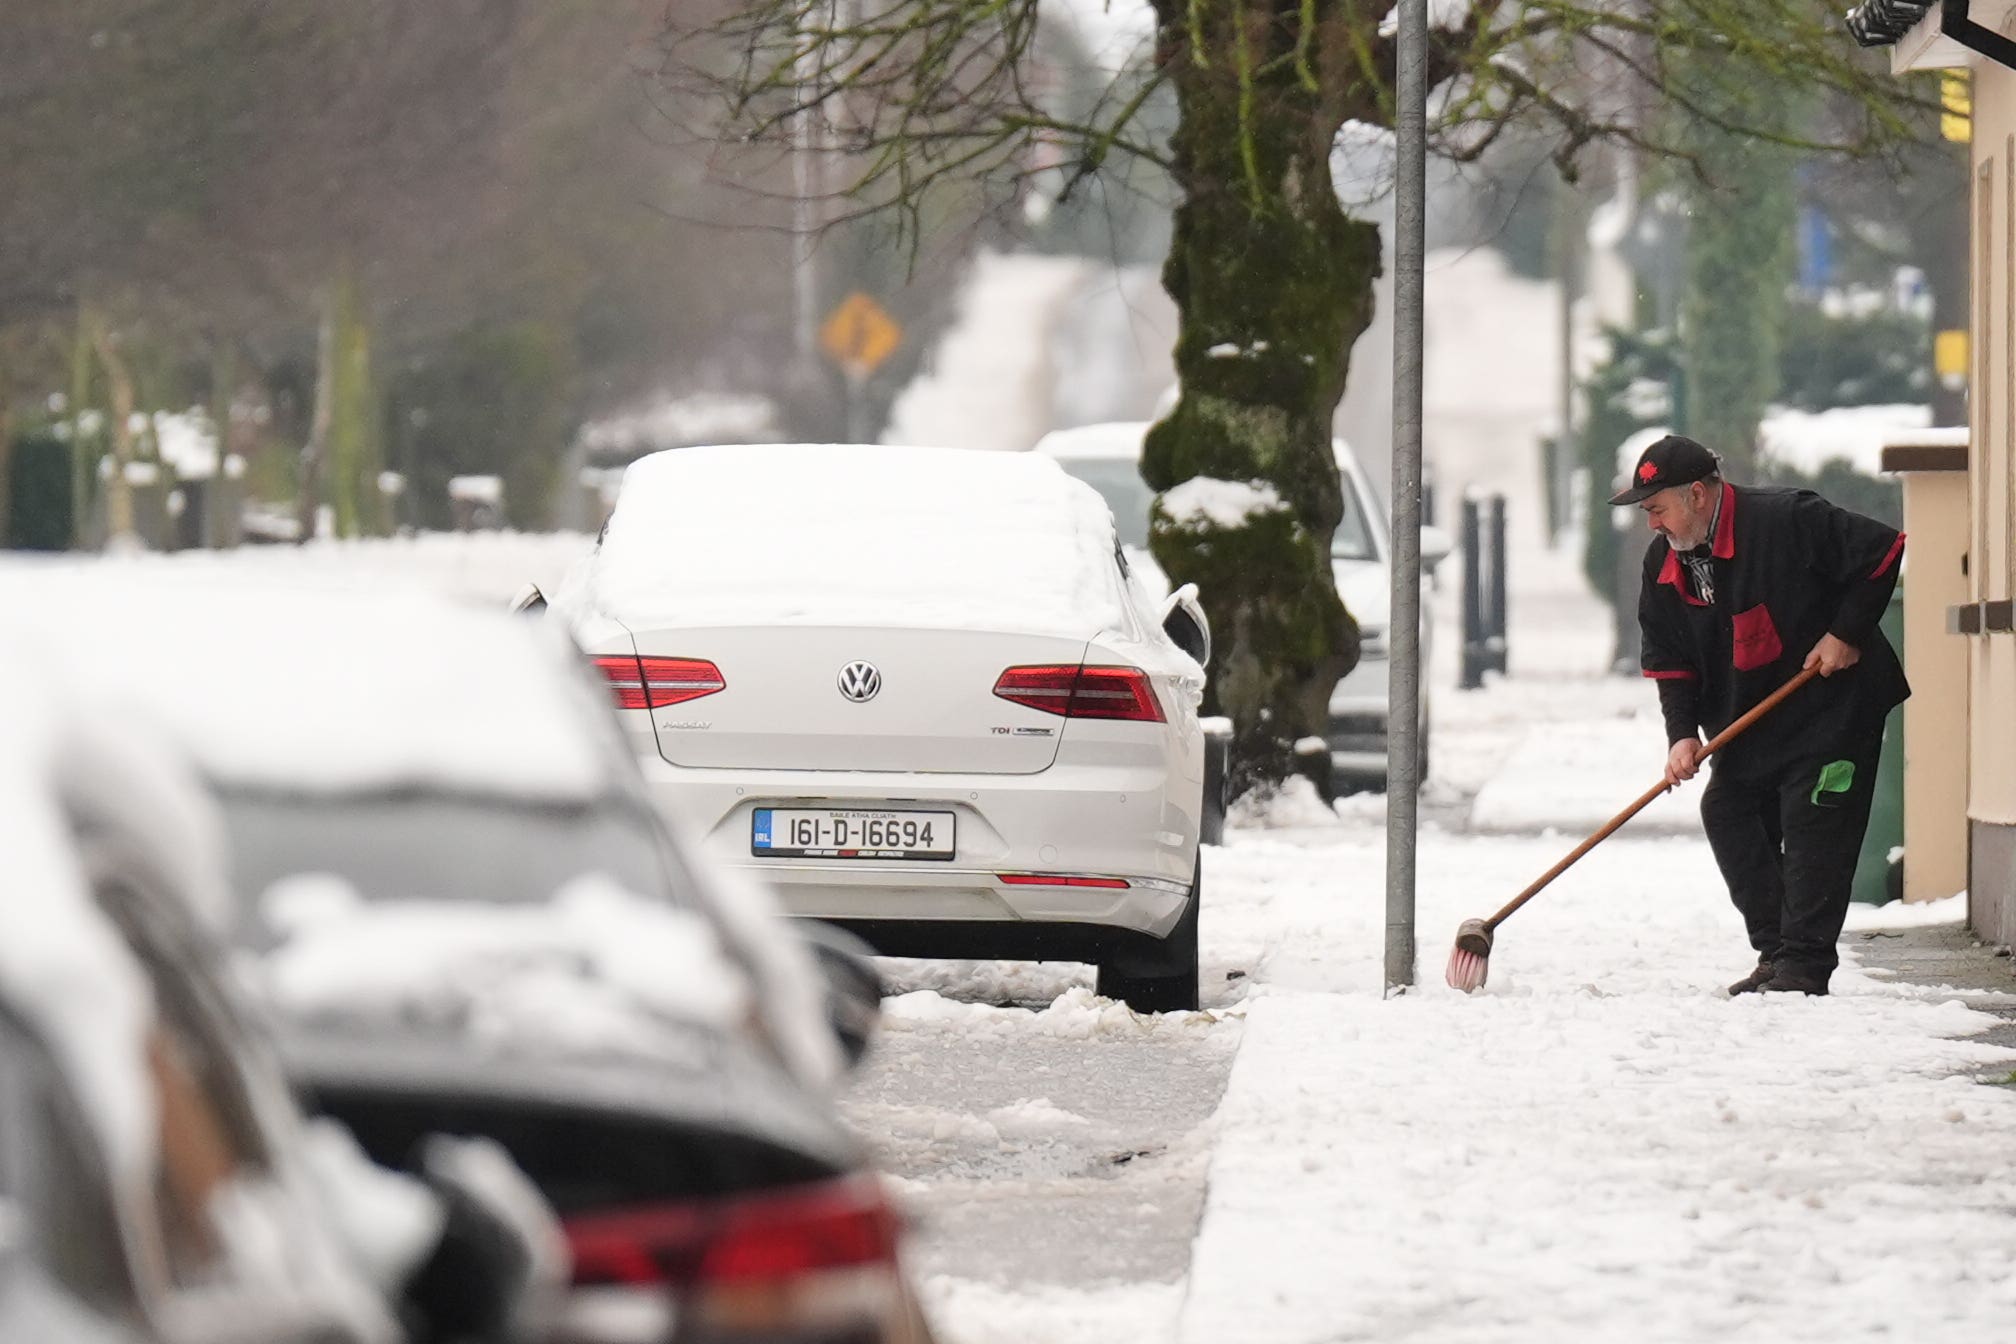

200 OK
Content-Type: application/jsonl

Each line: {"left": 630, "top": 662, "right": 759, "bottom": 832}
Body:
{"left": 585, "top": 444, "right": 1128, "bottom": 636}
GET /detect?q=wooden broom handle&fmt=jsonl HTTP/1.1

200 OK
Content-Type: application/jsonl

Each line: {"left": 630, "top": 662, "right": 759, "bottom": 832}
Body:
{"left": 1480, "top": 666, "right": 1820, "bottom": 933}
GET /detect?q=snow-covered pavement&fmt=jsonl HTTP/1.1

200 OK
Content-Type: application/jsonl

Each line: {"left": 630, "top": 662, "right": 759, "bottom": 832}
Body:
{"left": 1184, "top": 815, "right": 2016, "bottom": 1344}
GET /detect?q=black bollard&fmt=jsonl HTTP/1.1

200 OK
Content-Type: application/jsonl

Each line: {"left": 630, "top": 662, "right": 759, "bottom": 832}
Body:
{"left": 1460, "top": 497, "right": 1485, "bottom": 690}
{"left": 1487, "top": 494, "right": 1508, "bottom": 674}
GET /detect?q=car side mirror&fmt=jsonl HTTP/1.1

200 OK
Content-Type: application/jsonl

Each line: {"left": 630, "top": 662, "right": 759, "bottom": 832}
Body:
{"left": 509, "top": 583, "right": 548, "bottom": 615}
{"left": 794, "top": 921, "right": 883, "bottom": 1070}
{"left": 1159, "top": 582, "right": 1211, "bottom": 666}
{"left": 402, "top": 1135, "right": 566, "bottom": 1344}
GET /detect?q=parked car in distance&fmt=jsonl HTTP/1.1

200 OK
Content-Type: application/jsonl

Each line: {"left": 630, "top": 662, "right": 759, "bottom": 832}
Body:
{"left": 553, "top": 442, "right": 1212, "bottom": 1011}
{"left": 4, "top": 575, "right": 931, "bottom": 1344}
{"left": 0, "top": 649, "right": 561, "bottom": 1344}
{"left": 1031, "top": 421, "right": 1452, "bottom": 791}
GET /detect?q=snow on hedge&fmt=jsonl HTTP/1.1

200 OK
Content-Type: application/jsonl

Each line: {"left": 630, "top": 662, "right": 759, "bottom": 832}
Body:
{"left": 582, "top": 443, "right": 1127, "bottom": 636}
{"left": 1759, "top": 404, "right": 1931, "bottom": 477}
{"left": 1612, "top": 405, "right": 1940, "bottom": 489}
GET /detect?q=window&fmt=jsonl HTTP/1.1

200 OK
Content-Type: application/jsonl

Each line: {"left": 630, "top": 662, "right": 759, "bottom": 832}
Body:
{"left": 1331, "top": 472, "right": 1379, "bottom": 563}
{"left": 1059, "top": 457, "right": 1155, "bottom": 549}
{"left": 216, "top": 790, "right": 676, "bottom": 943}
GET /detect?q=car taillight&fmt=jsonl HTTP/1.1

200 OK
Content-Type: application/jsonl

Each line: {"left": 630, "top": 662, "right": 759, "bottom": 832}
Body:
{"left": 563, "top": 1175, "right": 903, "bottom": 1290}
{"left": 592, "top": 655, "right": 725, "bottom": 710}
{"left": 992, "top": 665, "right": 1165, "bottom": 722}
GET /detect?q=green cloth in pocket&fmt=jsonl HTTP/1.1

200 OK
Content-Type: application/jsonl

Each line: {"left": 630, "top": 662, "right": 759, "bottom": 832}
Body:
{"left": 1811, "top": 759, "right": 1856, "bottom": 807}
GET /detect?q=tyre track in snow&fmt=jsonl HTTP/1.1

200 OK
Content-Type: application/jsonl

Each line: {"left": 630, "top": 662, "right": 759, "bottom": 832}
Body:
{"left": 839, "top": 939, "right": 1248, "bottom": 1342}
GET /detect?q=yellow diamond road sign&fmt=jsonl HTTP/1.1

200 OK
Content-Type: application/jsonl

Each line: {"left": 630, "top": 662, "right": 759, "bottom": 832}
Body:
{"left": 819, "top": 292, "right": 902, "bottom": 378}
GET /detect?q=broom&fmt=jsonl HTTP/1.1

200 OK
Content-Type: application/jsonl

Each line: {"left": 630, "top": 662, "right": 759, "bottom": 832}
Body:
{"left": 1444, "top": 665, "right": 1819, "bottom": 993}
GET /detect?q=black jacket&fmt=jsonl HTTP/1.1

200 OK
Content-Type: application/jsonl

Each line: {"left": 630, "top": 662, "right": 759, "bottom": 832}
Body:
{"left": 1638, "top": 482, "right": 1909, "bottom": 776}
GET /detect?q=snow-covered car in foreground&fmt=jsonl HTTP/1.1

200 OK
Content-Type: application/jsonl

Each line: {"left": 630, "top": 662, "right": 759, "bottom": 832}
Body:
{"left": 4, "top": 575, "right": 931, "bottom": 1344}
{"left": 554, "top": 443, "right": 1212, "bottom": 1012}
{"left": 0, "top": 651, "right": 561, "bottom": 1344}
{"left": 1032, "top": 421, "right": 1450, "bottom": 789}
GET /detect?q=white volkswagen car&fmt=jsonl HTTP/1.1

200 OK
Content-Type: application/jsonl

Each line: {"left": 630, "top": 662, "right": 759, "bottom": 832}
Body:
{"left": 1033, "top": 421, "right": 1448, "bottom": 789}
{"left": 552, "top": 443, "right": 1211, "bottom": 1012}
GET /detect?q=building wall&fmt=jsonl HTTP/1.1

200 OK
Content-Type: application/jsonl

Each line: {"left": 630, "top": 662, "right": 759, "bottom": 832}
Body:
{"left": 1898, "top": 467, "right": 1971, "bottom": 902}
{"left": 1969, "top": 60, "right": 2016, "bottom": 941}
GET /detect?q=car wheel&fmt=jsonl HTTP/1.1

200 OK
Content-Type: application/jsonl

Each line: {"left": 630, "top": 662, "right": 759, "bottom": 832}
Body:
{"left": 1097, "top": 859, "right": 1201, "bottom": 1013}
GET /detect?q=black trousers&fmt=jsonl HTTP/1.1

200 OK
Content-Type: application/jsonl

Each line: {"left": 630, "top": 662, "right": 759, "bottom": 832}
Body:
{"left": 1698, "top": 728, "right": 1886, "bottom": 982}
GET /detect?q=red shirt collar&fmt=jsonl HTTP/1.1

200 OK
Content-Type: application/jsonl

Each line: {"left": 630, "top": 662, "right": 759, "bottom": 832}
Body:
{"left": 1655, "top": 482, "right": 1735, "bottom": 606}
{"left": 1710, "top": 481, "right": 1736, "bottom": 560}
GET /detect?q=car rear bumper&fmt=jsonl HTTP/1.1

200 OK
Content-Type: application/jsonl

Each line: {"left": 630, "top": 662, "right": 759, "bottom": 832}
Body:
{"left": 636, "top": 756, "right": 1198, "bottom": 939}
{"left": 781, "top": 872, "right": 1190, "bottom": 940}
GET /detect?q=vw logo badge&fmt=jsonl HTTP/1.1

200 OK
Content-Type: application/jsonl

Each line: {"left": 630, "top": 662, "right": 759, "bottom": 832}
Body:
{"left": 837, "top": 661, "right": 882, "bottom": 703}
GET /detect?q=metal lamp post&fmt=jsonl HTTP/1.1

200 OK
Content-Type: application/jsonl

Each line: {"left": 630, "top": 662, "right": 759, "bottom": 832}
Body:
{"left": 1385, "top": 0, "right": 1427, "bottom": 995}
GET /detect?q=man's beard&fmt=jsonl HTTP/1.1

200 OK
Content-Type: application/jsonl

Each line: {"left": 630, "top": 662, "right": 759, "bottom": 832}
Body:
{"left": 1662, "top": 518, "right": 1708, "bottom": 549}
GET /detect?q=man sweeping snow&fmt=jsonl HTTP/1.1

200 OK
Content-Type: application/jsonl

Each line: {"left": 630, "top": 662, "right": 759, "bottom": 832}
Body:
{"left": 1613, "top": 434, "right": 1909, "bottom": 997}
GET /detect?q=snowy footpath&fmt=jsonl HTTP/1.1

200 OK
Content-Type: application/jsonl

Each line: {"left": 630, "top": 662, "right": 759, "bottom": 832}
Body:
{"left": 1172, "top": 551, "right": 2016, "bottom": 1344}
{"left": 1186, "top": 780, "right": 2016, "bottom": 1344}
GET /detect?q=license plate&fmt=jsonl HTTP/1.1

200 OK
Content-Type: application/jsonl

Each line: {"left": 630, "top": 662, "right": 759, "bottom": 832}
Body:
{"left": 751, "top": 807, "right": 956, "bottom": 860}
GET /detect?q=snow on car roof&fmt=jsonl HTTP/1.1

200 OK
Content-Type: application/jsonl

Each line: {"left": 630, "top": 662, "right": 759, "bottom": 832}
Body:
{"left": 0, "top": 570, "right": 614, "bottom": 801}
{"left": 1032, "top": 420, "right": 1377, "bottom": 482}
{"left": 584, "top": 443, "right": 1127, "bottom": 636}
{"left": 1031, "top": 422, "right": 1151, "bottom": 461}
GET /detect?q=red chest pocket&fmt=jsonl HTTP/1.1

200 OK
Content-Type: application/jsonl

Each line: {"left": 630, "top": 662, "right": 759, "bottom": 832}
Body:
{"left": 1731, "top": 604, "right": 1783, "bottom": 671}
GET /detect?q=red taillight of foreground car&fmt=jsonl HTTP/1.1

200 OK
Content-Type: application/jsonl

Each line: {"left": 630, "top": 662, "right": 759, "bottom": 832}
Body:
{"left": 563, "top": 1175, "right": 903, "bottom": 1290}
{"left": 591, "top": 655, "right": 726, "bottom": 711}
{"left": 992, "top": 664, "right": 1165, "bottom": 722}
{"left": 562, "top": 1174, "right": 926, "bottom": 1341}
{"left": 996, "top": 873, "right": 1131, "bottom": 889}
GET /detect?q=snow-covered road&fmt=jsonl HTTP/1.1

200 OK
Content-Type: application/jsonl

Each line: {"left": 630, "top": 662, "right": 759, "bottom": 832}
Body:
{"left": 845, "top": 973, "right": 1237, "bottom": 1343}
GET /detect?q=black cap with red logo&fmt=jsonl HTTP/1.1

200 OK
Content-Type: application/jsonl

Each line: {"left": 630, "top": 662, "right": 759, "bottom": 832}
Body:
{"left": 1608, "top": 434, "right": 1721, "bottom": 506}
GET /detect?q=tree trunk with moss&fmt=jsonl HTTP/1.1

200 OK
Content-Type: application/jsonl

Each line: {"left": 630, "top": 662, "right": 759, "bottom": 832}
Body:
{"left": 69, "top": 305, "right": 97, "bottom": 548}
{"left": 87, "top": 310, "right": 139, "bottom": 546}
{"left": 1141, "top": 1, "right": 1375, "bottom": 798}
{"left": 298, "top": 267, "right": 386, "bottom": 539}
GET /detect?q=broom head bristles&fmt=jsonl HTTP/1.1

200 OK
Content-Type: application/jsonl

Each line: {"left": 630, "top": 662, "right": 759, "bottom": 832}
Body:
{"left": 1445, "top": 917, "right": 1493, "bottom": 993}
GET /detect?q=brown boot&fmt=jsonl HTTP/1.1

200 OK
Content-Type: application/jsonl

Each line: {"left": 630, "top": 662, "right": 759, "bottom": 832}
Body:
{"left": 1726, "top": 961, "right": 1773, "bottom": 996}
